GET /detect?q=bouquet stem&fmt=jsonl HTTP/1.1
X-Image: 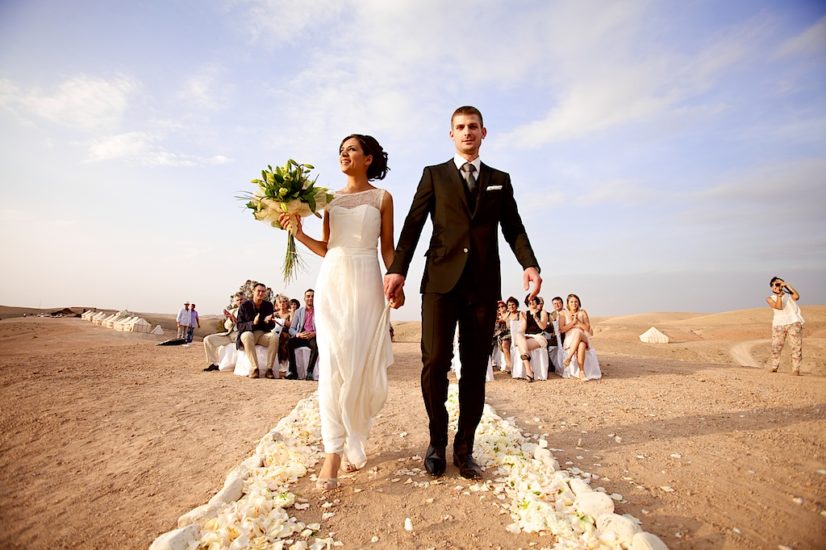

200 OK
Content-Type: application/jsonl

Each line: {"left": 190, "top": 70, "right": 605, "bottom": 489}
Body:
{"left": 282, "top": 232, "right": 305, "bottom": 283}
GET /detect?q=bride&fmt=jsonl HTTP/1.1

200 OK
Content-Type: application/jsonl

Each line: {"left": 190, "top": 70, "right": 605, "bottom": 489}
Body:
{"left": 281, "top": 134, "right": 401, "bottom": 490}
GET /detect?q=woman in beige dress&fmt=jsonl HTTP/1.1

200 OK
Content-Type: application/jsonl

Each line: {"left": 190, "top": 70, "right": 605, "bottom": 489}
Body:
{"left": 559, "top": 293, "right": 592, "bottom": 380}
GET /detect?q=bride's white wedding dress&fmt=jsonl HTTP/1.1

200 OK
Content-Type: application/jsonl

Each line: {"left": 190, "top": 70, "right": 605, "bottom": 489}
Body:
{"left": 315, "top": 188, "right": 393, "bottom": 469}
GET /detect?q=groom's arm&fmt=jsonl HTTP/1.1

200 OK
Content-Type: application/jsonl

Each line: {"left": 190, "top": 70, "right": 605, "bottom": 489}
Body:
{"left": 499, "top": 172, "right": 540, "bottom": 272}
{"left": 497, "top": 172, "right": 542, "bottom": 298}
{"left": 384, "top": 167, "right": 434, "bottom": 303}
{"left": 387, "top": 166, "right": 434, "bottom": 277}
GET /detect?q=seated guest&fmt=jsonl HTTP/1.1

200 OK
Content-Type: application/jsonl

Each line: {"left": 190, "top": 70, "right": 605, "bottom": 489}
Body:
{"left": 236, "top": 282, "right": 278, "bottom": 379}
{"left": 559, "top": 293, "right": 593, "bottom": 379}
{"left": 500, "top": 296, "right": 520, "bottom": 372}
{"left": 289, "top": 298, "right": 301, "bottom": 314}
{"left": 491, "top": 300, "right": 508, "bottom": 369}
{"left": 546, "top": 295, "right": 565, "bottom": 348}
{"left": 203, "top": 292, "right": 245, "bottom": 371}
{"left": 513, "top": 294, "right": 549, "bottom": 382}
{"left": 273, "top": 294, "right": 293, "bottom": 377}
{"left": 287, "top": 289, "right": 318, "bottom": 380}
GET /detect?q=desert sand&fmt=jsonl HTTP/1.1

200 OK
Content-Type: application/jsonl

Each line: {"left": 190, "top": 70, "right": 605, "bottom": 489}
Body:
{"left": 0, "top": 305, "right": 824, "bottom": 549}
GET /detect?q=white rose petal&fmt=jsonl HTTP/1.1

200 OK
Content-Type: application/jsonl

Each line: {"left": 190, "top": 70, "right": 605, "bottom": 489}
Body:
{"left": 404, "top": 518, "right": 413, "bottom": 532}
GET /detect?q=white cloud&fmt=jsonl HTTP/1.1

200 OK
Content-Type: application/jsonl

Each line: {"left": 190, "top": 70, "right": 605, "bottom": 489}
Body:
{"left": 233, "top": 0, "right": 344, "bottom": 44}
{"left": 177, "top": 65, "right": 232, "bottom": 110}
{"left": 85, "top": 131, "right": 231, "bottom": 166}
{"left": 87, "top": 131, "right": 153, "bottom": 162}
{"left": 145, "top": 152, "right": 231, "bottom": 166}
{"left": 575, "top": 179, "right": 649, "bottom": 206}
{"left": 0, "top": 75, "right": 136, "bottom": 130}
{"left": 776, "top": 15, "right": 826, "bottom": 58}
{"left": 495, "top": 9, "right": 769, "bottom": 148}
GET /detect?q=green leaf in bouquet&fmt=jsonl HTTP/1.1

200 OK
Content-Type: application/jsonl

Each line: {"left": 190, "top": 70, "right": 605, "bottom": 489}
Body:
{"left": 304, "top": 163, "right": 315, "bottom": 170}
{"left": 305, "top": 193, "right": 316, "bottom": 213}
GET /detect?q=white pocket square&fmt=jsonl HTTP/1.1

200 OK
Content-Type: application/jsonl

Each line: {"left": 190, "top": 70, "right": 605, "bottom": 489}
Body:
{"left": 486, "top": 185, "right": 503, "bottom": 191}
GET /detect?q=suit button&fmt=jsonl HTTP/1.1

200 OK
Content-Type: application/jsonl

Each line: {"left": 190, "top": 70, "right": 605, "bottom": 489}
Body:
{"left": 463, "top": 248, "right": 468, "bottom": 253}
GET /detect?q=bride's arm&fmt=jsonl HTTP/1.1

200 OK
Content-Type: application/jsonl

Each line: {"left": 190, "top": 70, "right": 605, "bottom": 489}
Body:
{"left": 379, "top": 191, "right": 396, "bottom": 271}
{"left": 281, "top": 212, "right": 329, "bottom": 257}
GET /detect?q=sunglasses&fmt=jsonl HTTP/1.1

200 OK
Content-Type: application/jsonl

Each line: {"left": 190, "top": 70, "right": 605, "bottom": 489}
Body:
{"left": 773, "top": 283, "right": 784, "bottom": 287}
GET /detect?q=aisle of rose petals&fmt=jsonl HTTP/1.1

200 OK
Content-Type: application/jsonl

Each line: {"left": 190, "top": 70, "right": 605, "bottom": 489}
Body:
{"left": 151, "top": 386, "right": 667, "bottom": 550}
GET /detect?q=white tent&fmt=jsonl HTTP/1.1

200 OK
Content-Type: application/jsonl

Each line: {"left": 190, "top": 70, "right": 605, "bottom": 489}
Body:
{"left": 128, "top": 318, "right": 152, "bottom": 333}
{"left": 104, "top": 310, "right": 132, "bottom": 329}
{"left": 81, "top": 311, "right": 97, "bottom": 321}
{"left": 91, "top": 312, "right": 108, "bottom": 325}
{"left": 639, "top": 327, "right": 669, "bottom": 344}
{"left": 150, "top": 325, "right": 164, "bottom": 336}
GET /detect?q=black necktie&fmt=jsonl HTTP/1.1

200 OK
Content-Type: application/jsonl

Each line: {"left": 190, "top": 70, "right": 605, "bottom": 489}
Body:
{"left": 461, "top": 162, "right": 477, "bottom": 194}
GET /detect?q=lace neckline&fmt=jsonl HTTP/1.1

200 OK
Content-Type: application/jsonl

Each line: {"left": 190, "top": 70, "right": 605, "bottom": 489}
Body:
{"left": 337, "top": 187, "right": 377, "bottom": 194}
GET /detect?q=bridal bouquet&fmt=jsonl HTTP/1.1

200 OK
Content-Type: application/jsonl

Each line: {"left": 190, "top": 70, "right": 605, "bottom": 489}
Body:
{"left": 242, "top": 160, "right": 334, "bottom": 282}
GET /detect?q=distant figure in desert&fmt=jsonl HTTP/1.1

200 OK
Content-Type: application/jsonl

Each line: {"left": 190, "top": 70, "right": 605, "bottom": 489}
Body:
{"left": 766, "top": 276, "right": 804, "bottom": 375}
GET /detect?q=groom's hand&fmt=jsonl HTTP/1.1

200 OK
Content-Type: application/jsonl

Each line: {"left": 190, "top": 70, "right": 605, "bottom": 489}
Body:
{"left": 523, "top": 267, "right": 542, "bottom": 301}
{"left": 389, "top": 287, "right": 406, "bottom": 309}
{"left": 384, "top": 273, "right": 406, "bottom": 307}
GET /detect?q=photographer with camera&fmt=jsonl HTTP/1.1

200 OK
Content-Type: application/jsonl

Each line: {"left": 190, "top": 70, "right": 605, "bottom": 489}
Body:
{"left": 766, "top": 277, "right": 804, "bottom": 375}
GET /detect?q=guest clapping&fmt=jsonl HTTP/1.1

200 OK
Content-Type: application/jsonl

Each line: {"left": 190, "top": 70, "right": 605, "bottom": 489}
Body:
{"left": 236, "top": 282, "right": 278, "bottom": 379}
{"left": 203, "top": 292, "right": 245, "bottom": 371}
{"left": 559, "top": 293, "right": 592, "bottom": 380}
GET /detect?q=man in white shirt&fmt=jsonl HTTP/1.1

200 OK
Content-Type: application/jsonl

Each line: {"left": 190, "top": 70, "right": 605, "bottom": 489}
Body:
{"left": 176, "top": 302, "right": 191, "bottom": 339}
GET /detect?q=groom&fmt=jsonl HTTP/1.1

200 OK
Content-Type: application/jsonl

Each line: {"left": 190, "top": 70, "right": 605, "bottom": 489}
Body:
{"left": 384, "top": 106, "right": 542, "bottom": 479}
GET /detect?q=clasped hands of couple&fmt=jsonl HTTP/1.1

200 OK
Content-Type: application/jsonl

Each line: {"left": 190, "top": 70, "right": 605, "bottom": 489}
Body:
{"left": 279, "top": 212, "right": 407, "bottom": 310}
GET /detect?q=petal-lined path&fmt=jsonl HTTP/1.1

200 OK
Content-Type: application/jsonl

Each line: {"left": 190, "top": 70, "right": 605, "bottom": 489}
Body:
{"left": 0, "top": 317, "right": 824, "bottom": 549}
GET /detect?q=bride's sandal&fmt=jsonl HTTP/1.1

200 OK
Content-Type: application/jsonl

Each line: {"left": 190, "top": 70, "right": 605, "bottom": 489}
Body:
{"left": 344, "top": 462, "right": 360, "bottom": 473}
{"left": 315, "top": 477, "right": 339, "bottom": 491}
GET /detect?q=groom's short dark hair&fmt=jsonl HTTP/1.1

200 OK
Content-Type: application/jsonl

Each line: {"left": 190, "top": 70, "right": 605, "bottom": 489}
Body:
{"left": 451, "top": 105, "right": 483, "bottom": 128}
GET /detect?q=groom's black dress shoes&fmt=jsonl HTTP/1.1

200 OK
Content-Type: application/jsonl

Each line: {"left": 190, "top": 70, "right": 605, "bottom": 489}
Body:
{"left": 424, "top": 445, "right": 447, "bottom": 477}
{"left": 453, "top": 454, "right": 483, "bottom": 480}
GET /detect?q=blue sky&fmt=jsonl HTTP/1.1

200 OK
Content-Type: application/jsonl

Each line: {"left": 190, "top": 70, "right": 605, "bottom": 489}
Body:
{"left": 1, "top": 0, "right": 824, "bottom": 320}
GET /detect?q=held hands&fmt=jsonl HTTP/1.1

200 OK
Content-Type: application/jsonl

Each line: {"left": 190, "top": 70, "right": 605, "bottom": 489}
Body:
{"left": 384, "top": 273, "right": 406, "bottom": 309}
{"left": 389, "top": 287, "right": 406, "bottom": 309}
{"left": 523, "top": 267, "right": 542, "bottom": 301}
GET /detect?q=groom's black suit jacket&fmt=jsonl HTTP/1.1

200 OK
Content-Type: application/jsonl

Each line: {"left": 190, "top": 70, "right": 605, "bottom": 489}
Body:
{"left": 388, "top": 159, "right": 539, "bottom": 300}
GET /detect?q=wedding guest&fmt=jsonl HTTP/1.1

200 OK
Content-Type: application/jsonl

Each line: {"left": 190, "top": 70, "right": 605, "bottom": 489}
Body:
{"left": 281, "top": 133, "right": 398, "bottom": 490}
{"left": 287, "top": 289, "right": 319, "bottom": 380}
{"left": 289, "top": 298, "right": 301, "bottom": 314}
{"left": 176, "top": 302, "right": 191, "bottom": 340}
{"left": 273, "top": 294, "right": 293, "bottom": 377}
{"left": 559, "top": 293, "right": 592, "bottom": 380}
{"left": 767, "top": 277, "right": 804, "bottom": 375}
{"left": 236, "top": 282, "right": 278, "bottom": 379}
{"left": 500, "top": 296, "right": 521, "bottom": 372}
{"left": 546, "top": 295, "right": 565, "bottom": 348}
{"left": 187, "top": 303, "right": 201, "bottom": 344}
{"left": 203, "top": 292, "right": 245, "bottom": 371}
{"left": 513, "top": 294, "right": 549, "bottom": 382}
{"left": 491, "top": 300, "right": 508, "bottom": 370}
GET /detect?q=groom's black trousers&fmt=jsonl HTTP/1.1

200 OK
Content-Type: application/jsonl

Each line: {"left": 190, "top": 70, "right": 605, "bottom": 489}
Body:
{"left": 420, "top": 284, "right": 497, "bottom": 458}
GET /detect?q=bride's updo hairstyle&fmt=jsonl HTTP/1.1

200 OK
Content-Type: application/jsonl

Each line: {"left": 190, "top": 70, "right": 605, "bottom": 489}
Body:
{"left": 340, "top": 134, "right": 390, "bottom": 181}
